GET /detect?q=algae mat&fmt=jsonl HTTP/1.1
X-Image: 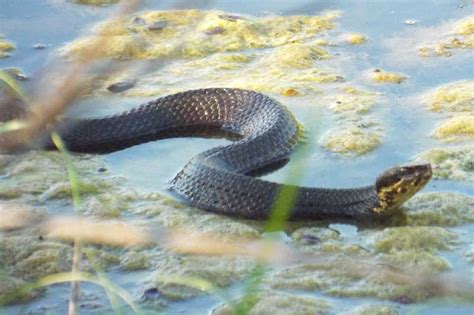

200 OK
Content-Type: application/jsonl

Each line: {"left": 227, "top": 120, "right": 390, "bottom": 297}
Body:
{"left": 0, "top": 1, "right": 473, "bottom": 314}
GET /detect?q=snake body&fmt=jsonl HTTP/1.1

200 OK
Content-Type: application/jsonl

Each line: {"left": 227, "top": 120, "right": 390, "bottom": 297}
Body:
{"left": 47, "top": 88, "right": 431, "bottom": 220}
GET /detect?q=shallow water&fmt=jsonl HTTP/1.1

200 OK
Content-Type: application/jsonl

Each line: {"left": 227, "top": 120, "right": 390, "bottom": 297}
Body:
{"left": 1, "top": 0, "right": 473, "bottom": 314}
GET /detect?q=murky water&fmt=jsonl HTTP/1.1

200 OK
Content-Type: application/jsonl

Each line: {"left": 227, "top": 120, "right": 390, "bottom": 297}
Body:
{"left": 1, "top": 0, "right": 473, "bottom": 314}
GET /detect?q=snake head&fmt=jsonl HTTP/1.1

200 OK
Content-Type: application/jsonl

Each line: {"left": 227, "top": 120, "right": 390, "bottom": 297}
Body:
{"left": 373, "top": 163, "right": 432, "bottom": 213}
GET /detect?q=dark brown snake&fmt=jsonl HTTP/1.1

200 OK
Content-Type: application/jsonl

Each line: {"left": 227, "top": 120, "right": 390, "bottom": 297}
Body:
{"left": 11, "top": 88, "right": 433, "bottom": 221}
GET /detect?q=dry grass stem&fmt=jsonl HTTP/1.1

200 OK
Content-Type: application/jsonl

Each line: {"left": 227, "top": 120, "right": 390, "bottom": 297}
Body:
{"left": 42, "top": 216, "right": 151, "bottom": 247}
{"left": 0, "top": 0, "right": 141, "bottom": 152}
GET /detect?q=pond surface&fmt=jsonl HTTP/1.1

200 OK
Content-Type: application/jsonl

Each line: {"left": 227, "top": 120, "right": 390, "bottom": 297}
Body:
{"left": 0, "top": 0, "right": 473, "bottom": 314}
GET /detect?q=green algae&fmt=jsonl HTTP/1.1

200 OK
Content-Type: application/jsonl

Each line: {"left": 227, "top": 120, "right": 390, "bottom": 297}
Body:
{"left": 212, "top": 292, "right": 331, "bottom": 315}
{"left": 372, "top": 70, "right": 407, "bottom": 84}
{"left": 322, "top": 126, "right": 382, "bottom": 155}
{"left": 345, "top": 33, "right": 367, "bottom": 45}
{"left": 418, "top": 15, "right": 474, "bottom": 57}
{"left": 416, "top": 145, "right": 474, "bottom": 181}
{"left": 405, "top": 192, "right": 474, "bottom": 226}
{"left": 63, "top": 10, "right": 339, "bottom": 60}
{"left": 425, "top": 80, "right": 474, "bottom": 113}
{"left": 464, "top": 245, "right": 474, "bottom": 264}
{"left": 63, "top": 9, "right": 344, "bottom": 98}
{"left": 0, "top": 275, "right": 43, "bottom": 305}
{"left": 432, "top": 115, "right": 474, "bottom": 142}
{"left": 268, "top": 262, "right": 432, "bottom": 301}
{"left": 120, "top": 250, "right": 150, "bottom": 271}
{"left": 329, "top": 86, "right": 379, "bottom": 115}
{"left": 343, "top": 304, "right": 398, "bottom": 315}
{"left": 0, "top": 36, "right": 15, "bottom": 58}
{"left": 457, "top": 16, "right": 474, "bottom": 35}
{"left": 368, "top": 226, "right": 458, "bottom": 273}
{"left": 373, "top": 226, "right": 457, "bottom": 253}
{"left": 150, "top": 256, "right": 253, "bottom": 300}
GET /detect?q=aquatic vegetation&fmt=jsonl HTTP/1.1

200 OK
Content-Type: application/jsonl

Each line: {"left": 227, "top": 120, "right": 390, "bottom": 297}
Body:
{"left": 329, "top": 86, "right": 379, "bottom": 115}
{"left": 0, "top": 36, "right": 15, "bottom": 58}
{"left": 405, "top": 192, "right": 474, "bottom": 226}
{"left": 432, "top": 115, "right": 474, "bottom": 142}
{"left": 416, "top": 145, "right": 474, "bottom": 181}
{"left": 213, "top": 292, "right": 331, "bottom": 315}
{"left": 322, "top": 126, "right": 381, "bottom": 155}
{"left": 418, "top": 15, "right": 474, "bottom": 57}
{"left": 63, "top": 10, "right": 339, "bottom": 60}
{"left": 345, "top": 304, "right": 398, "bottom": 315}
{"left": 1, "top": 2, "right": 473, "bottom": 313}
{"left": 372, "top": 69, "right": 407, "bottom": 84}
{"left": 457, "top": 16, "right": 474, "bottom": 35}
{"left": 345, "top": 33, "right": 367, "bottom": 45}
{"left": 425, "top": 80, "right": 474, "bottom": 113}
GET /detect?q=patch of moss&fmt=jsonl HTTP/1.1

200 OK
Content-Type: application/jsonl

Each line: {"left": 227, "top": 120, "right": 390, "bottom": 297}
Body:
{"left": 425, "top": 80, "right": 474, "bottom": 113}
{"left": 416, "top": 145, "right": 474, "bottom": 181}
{"left": 372, "top": 70, "right": 406, "bottom": 84}
{"left": 322, "top": 126, "right": 381, "bottom": 155}
{"left": 346, "top": 33, "right": 367, "bottom": 45}
{"left": 405, "top": 192, "right": 474, "bottom": 226}
{"left": 432, "top": 115, "right": 474, "bottom": 142}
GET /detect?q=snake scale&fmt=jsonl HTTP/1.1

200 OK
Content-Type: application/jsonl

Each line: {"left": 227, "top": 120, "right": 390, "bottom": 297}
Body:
{"left": 40, "top": 88, "right": 432, "bottom": 221}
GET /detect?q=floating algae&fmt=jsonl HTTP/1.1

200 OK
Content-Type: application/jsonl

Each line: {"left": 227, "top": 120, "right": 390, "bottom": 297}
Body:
{"left": 212, "top": 292, "right": 331, "bottom": 315}
{"left": 63, "top": 10, "right": 340, "bottom": 60}
{"left": 416, "top": 145, "right": 474, "bottom": 181}
{"left": 150, "top": 256, "right": 253, "bottom": 300}
{"left": 424, "top": 80, "right": 474, "bottom": 113}
{"left": 418, "top": 15, "right": 474, "bottom": 57}
{"left": 329, "top": 86, "right": 379, "bottom": 115}
{"left": 345, "top": 33, "right": 367, "bottom": 45}
{"left": 342, "top": 304, "right": 398, "bottom": 315}
{"left": 432, "top": 115, "right": 474, "bottom": 142}
{"left": 404, "top": 192, "right": 474, "bottom": 226}
{"left": 423, "top": 80, "right": 474, "bottom": 142}
{"left": 0, "top": 36, "right": 15, "bottom": 58}
{"left": 371, "top": 69, "right": 407, "bottom": 84}
{"left": 322, "top": 126, "right": 381, "bottom": 155}
{"left": 62, "top": 9, "right": 344, "bottom": 98}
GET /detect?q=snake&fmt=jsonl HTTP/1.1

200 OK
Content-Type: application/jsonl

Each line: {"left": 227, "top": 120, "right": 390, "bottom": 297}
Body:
{"left": 8, "top": 88, "right": 432, "bottom": 221}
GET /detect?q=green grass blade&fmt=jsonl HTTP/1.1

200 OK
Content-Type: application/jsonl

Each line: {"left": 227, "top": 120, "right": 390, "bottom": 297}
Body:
{"left": 153, "top": 275, "right": 239, "bottom": 312}
{"left": 36, "top": 272, "right": 141, "bottom": 314}
{"left": 51, "top": 132, "right": 81, "bottom": 210}
{"left": 0, "top": 70, "right": 30, "bottom": 105}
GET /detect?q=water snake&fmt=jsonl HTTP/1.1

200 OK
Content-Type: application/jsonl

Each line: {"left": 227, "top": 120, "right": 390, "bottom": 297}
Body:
{"left": 9, "top": 88, "right": 432, "bottom": 220}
